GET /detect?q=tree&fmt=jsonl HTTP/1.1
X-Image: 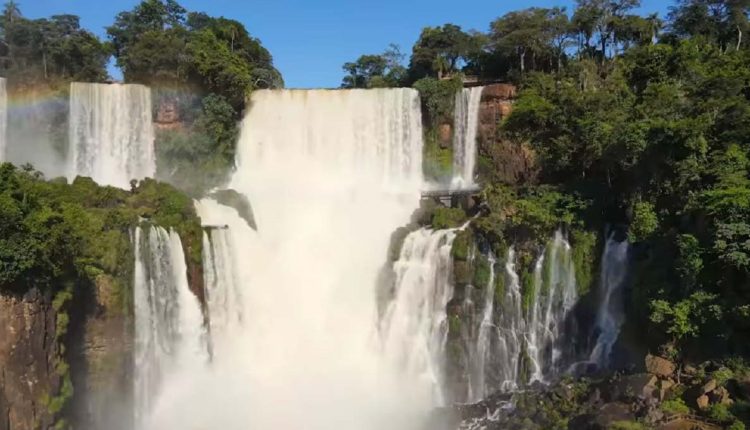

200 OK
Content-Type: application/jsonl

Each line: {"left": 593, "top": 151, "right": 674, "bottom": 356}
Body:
{"left": 408, "top": 24, "right": 477, "bottom": 80}
{"left": 340, "top": 44, "right": 406, "bottom": 88}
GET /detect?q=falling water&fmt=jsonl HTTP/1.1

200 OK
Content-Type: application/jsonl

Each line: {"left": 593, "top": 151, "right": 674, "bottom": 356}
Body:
{"left": 0, "top": 78, "right": 6, "bottom": 161}
{"left": 198, "top": 199, "right": 245, "bottom": 343}
{"left": 526, "top": 231, "right": 579, "bottom": 383}
{"left": 451, "top": 86, "right": 483, "bottom": 189}
{"left": 589, "top": 233, "right": 629, "bottom": 369}
{"left": 148, "top": 88, "right": 427, "bottom": 430}
{"left": 466, "top": 254, "right": 496, "bottom": 403}
{"left": 381, "top": 228, "right": 580, "bottom": 405}
{"left": 133, "top": 226, "right": 206, "bottom": 427}
{"left": 68, "top": 82, "right": 155, "bottom": 188}
{"left": 380, "top": 227, "right": 462, "bottom": 406}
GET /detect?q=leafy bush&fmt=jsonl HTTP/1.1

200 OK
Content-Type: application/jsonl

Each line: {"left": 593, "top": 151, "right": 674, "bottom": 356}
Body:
{"left": 660, "top": 398, "right": 690, "bottom": 415}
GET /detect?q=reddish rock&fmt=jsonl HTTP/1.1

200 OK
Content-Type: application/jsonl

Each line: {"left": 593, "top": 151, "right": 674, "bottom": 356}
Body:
{"left": 701, "top": 379, "right": 717, "bottom": 394}
{"left": 645, "top": 354, "right": 676, "bottom": 377}
{"left": 482, "top": 83, "right": 517, "bottom": 100}
{"left": 438, "top": 123, "right": 452, "bottom": 149}
{"left": 696, "top": 394, "right": 710, "bottom": 410}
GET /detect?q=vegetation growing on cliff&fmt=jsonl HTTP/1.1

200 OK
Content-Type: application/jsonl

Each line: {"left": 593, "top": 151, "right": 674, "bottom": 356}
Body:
{"left": 0, "top": 163, "right": 202, "bottom": 296}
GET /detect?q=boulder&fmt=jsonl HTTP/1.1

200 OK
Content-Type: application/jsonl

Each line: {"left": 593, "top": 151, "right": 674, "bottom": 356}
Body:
{"left": 701, "top": 379, "right": 717, "bottom": 394}
{"left": 646, "top": 354, "right": 676, "bottom": 377}
{"left": 659, "top": 379, "right": 676, "bottom": 401}
{"left": 614, "top": 373, "right": 658, "bottom": 400}
{"left": 696, "top": 394, "right": 710, "bottom": 410}
{"left": 708, "top": 386, "right": 732, "bottom": 405}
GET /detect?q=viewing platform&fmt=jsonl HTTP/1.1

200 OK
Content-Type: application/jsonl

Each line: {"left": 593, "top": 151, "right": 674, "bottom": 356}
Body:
{"left": 421, "top": 186, "right": 481, "bottom": 208}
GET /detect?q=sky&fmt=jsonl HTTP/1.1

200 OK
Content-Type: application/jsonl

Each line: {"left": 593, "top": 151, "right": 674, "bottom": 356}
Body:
{"left": 25, "top": 0, "right": 672, "bottom": 89}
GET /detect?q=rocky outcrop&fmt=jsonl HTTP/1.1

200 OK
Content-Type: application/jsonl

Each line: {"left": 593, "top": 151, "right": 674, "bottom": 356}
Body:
{"left": 69, "top": 275, "right": 133, "bottom": 430}
{"left": 0, "top": 290, "right": 59, "bottom": 430}
{"left": 154, "top": 98, "right": 182, "bottom": 131}
{"left": 476, "top": 84, "right": 538, "bottom": 185}
{"left": 645, "top": 354, "right": 676, "bottom": 377}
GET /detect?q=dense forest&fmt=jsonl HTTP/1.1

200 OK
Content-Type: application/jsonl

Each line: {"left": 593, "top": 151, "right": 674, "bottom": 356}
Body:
{"left": 342, "top": 0, "right": 750, "bottom": 361}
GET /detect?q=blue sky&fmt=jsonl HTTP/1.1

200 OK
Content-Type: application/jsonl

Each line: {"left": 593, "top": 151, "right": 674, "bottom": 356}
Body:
{"left": 25, "top": 0, "right": 671, "bottom": 89}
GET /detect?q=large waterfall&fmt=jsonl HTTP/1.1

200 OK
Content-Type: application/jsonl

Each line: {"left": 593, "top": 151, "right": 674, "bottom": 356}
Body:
{"left": 382, "top": 228, "right": 579, "bottom": 405}
{"left": 589, "top": 233, "right": 629, "bottom": 369}
{"left": 0, "top": 78, "right": 6, "bottom": 161}
{"left": 148, "top": 88, "right": 427, "bottom": 430}
{"left": 133, "top": 226, "right": 206, "bottom": 427}
{"left": 379, "top": 227, "right": 463, "bottom": 406}
{"left": 68, "top": 82, "right": 155, "bottom": 188}
{"left": 451, "top": 87, "right": 483, "bottom": 189}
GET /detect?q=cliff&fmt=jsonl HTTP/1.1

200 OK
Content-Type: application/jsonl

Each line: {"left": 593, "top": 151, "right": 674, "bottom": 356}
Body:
{"left": 0, "top": 290, "right": 59, "bottom": 430}
{"left": 476, "top": 84, "right": 539, "bottom": 185}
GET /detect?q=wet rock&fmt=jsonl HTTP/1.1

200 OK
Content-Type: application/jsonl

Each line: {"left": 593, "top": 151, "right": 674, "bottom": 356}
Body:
{"left": 646, "top": 354, "right": 676, "bottom": 377}
{"left": 615, "top": 373, "right": 658, "bottom": 400}
{"left": 209, "top": 189, "right": 257, "bottom": 230}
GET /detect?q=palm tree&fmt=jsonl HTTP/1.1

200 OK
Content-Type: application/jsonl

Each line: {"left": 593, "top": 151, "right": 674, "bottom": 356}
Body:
{"left": 3, "top": 1, "right": 20, "bottom": 25}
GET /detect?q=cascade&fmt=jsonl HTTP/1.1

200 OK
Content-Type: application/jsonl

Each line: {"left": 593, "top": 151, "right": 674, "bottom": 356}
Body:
{"left": 68, "top": 82, "right": 155, "bottom": 188}
{"left": 382, "top": 229, "right": 580, "bottom": 405}
{"left": 526, "top": 231, "right": 578, "bottom": 383}
{"left": 451, "top": 86, "right": 483, "bottom": 189}
{"left": 466, "top": 253, "right": 496, "bottom": 403}
{"left": 379, "top": 227, "right": 463, "bottom": 406}
{"left": 133, "top": 226, "right": 206, "bottom": 427}
{"left": 197, "top": 199, "right": 245, "bottom": 346}
{"left": 147, "top": 88, "right": 427, "bottom": 430}
{"left": 589, "top": 233, "right": 629, "bottom": 369}
{"left": 0, "top": 78, "right": 6, "bottom": 161}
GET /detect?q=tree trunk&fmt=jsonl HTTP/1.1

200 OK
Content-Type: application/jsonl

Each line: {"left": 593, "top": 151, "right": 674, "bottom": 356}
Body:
{"left": 737, "top": 25, "right": 743, "bottom": 51}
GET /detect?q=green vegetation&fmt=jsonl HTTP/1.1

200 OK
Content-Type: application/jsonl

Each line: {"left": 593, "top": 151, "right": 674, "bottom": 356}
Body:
{"left": 660, "top": 398, "right": 690, "bottom": 415}
{"left": 0, "top": 163, "right": 202, "bottom": 295}
{"left": 105, "top": 0, "right": 283, "bottom": 195}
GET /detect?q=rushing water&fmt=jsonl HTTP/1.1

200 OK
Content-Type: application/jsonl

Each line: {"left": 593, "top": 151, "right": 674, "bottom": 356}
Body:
{"left": 451, "top": 86, "right": 483, "bottom": 189}
{"left": 147, "top": 88, "right": 427, "bottom": 430}
{"left": 133, "top": 226, "right": 206, "bottom": 427}
{"left": 382, "top": 228, "right": 580, "bottom": 405}
{"left": 68, "top": 82, "right": 155, "bottom": 188}
{"left": 379, "top": 227, "right": 463, "bottom": 406}
{"left": 589, "top": 233, "right": 629, "bottom": 369}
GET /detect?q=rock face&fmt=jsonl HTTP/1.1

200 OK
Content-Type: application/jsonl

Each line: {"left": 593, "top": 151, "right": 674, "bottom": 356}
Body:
{"left": 0, "top": 290, "right": 59, "bottom": 430}
{"left": 154, "top": 98, "right": 182, "bottom": 130}
{"left": 69, "top": 275, "right": 133, "bottom": 430}
{"left": 476, "top": 84, "right": 538, "bottom": 185}
{"left": 645, "top": 354, "right": 676, "bottom": 377}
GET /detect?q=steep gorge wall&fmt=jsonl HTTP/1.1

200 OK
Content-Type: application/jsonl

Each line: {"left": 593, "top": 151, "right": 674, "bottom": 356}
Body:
{"left": 476, "top": 84, "right": 538, "bottom": 185}
{"left": 0, "top": 291, "right": 59, "bottom": 430}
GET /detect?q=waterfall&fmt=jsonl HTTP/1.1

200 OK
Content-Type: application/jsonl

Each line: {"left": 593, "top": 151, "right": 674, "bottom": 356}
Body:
{"left": 133, "top": 226, "right": 206, "bottom": 427}
{"left": 0, "top": 78, "right": 6, "bottom": 161}
{"left": 589, "top": 233, "right": 629, "bottom": 369}
{"left": 379, "top": 227, "right": 462, "bottom": 406}
{"left": 148, "top": 88, "right": 427, "bottom": 430}
{"left": 381, "top": 229, "right": 579, "bottom": 405}
{"left": 197, "top": 198, "right": 245, "bottom": 344}
{"left": 68, "top": 82, "right": 155, "bottom": 188}
{"left": 451, "top": 86, "right": 483, "bottom": 189}
{"left": 466, "top": 253, "right": 496, "bottom": 403}
{"left": 526, "top": 231, "right": 578, "bottom": 383}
